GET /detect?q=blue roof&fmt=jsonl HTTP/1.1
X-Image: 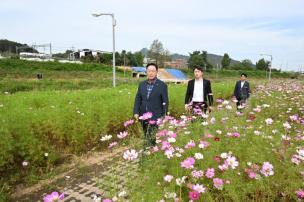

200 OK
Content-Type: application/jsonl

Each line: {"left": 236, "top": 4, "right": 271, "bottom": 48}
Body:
{"left": 132, "top": 67, "right": 146, "bottom": 73}
{"left": 165, "top": 68, "right": 187, "bottom": 80}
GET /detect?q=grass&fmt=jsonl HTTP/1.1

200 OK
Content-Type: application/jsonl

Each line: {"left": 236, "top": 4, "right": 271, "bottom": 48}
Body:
{"left": 0, "top": 58, "right": 300, "bottom": 201}
{"left": 0, "top": 80, "right": 239, "bottom": 199}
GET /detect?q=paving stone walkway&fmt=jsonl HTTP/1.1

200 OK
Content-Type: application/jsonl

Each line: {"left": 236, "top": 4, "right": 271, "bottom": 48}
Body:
{"left": 14, "top": 149, "right": 140, "bottom": 202}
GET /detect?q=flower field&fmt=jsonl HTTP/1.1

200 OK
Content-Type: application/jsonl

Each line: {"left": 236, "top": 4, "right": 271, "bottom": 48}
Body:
{"left": 1, "top": 72, "right": 303, "bottom": 201}
{"left": 120, "top": 80, "right": 304, "bottom": 201}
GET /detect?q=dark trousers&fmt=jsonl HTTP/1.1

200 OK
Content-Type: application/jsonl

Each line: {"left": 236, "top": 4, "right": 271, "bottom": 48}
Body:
{"left": 236, "top": 98, "right": 247, "bottom": 110}
{"left": 141, "top": 121, "right": 158, "bottom": 148}
{"left": 192, "top": 101, "right": 208, "bottom": 114}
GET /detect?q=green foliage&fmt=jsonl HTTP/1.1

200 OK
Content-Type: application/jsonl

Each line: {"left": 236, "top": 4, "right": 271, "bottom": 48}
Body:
{"left": 221, "top": 53, "right": 231, "bottom": 69}
{"left": 188, "top": 51, "right": 213, "bottom": 71}
{"left": 134, "top": 52, "right": 144, "bottom": 66}
{"left": 256, "top": 58, "right": 270, "bottom": 70}
{"left": 52, "top": 50, "right": 73, "bottom": 59}
{"left": 229, "top": 59, "right": 255, "bottom": 70}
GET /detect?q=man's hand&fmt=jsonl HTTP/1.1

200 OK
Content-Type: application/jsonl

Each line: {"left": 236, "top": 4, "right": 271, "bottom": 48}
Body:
{"left": 185, "top": 104, "right": 191, "bottom": 111}
{"left": 208, "top": 106, "right": 213, "bottom": 113}
{"left": 134, "top": 114, "right": 139, "bottom": 120}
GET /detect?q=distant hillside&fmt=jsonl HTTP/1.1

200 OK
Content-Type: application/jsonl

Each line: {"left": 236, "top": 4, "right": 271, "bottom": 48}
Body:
{"left": 0, "top": 39, "right": 37, "bottom": 55}
{"left": 207, "top": 53, "right": 240, "bottom": 66}
{"left": 139, "top": 48, "right": 241, "bottom": 67}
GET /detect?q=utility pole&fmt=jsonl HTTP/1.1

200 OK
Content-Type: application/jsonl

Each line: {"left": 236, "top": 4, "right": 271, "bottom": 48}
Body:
{"left": 92, "top": 12, "right": 117, "bottom": 87}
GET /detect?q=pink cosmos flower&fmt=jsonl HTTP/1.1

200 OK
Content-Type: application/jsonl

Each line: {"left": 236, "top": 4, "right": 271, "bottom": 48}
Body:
{"left": 151, "top": 146, "right": 159, "bottom": 153}
{"left": 181, "top": 157, "right": 195, "bottom": 169}
{"left": 232, "top": 132, "right": 240, "bottom": 138}
{"left": 205, "top": 134, "right": 214, "bottom": 138}
{"left": 108, "top": 141, "right": 118, "bottom": 149}
{"left": 295, "top": 189, "right": 304, "bottom": 200}
{"left": 224, "top": 156, "right": 239, "bottom": 169}
{"left": 205, "top": 168, "right": 215, "bottom": 178}
{"left": 291, "top": 155, "right": 301, "bottom": 165}
{"left": 199, "top": 140, "right": 210, "bottom": 149}
{"left": 192, "top": 184, "right": 206, "bottom": 193}
{"left": 213, "top": 178, "right": 224, "bottom": 190}
{"left": 161, "top": 141, "right": 171, "bottom": 150}
{"left": 117, "top": 131, "right": 128, "bottom": 139}
{"left": 191, "top": 170, "right": 204, "bottom": 178}
{"left": 185, "top": 140, "right": 196, "bottom": 149}
{"left": 43, "top": 192, "right": 64, "bottom": 202}
{"left": 253, "top": 107, "right": 262, "bottom": 112}
{"left": 289, "top": 115, "right": 298, "bottom": 121}
{"left": 139, "top": 112, "right": 153, "bottom": 120}
{"left": 260, "top": 162, "right": 274, "bottom": 177}
{"left": 188, "top": 191, "right": 200, "bottom": 201}
{"left": 149, "top": 120, "right": 156, "bottom": 125}
{"left": 124, "top": 119, "right": 134, "bottom": 127}
{"left": 248, "top": 171, "right": 257, "bottom": 179}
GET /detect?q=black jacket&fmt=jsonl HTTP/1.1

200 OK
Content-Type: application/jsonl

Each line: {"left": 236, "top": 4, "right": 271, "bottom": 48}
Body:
{"left": 184, "top": 79, "right": 213, "bottom": 106}
{"left": 233, "top": 80, "right": 250, "bottom": 100}
{"left": 133, "top": 79, "right": 169, "bottom": 120}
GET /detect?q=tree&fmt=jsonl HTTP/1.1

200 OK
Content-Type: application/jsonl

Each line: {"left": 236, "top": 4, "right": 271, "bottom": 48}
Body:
{"left": 221, "top": 53, "right": 231, "bottom": 69}
{"left": 134, "top": 52, "right": 144, "bottom": 66}
{"left": 240, "top": 59, "right": 254, "bottom": 69}
{"left": 99, "top": 53, "right": 113, "bottom": 65}
{"left": 230, "top": 59, "right": 254, "bottom": 70}
{"left": 256, "top": 59, "right": 270, "bottom": 70}
{"left": 147, "top": 39, "right": 170, "bottom": 67}
{"left": 126, "top": 51, "right": 137, "bottom": 66}
{"left": 188, "top": 50, "right": 213, "bottom": 71}
{"left": 188, "top": 51, "right": 204, "bottom": 70}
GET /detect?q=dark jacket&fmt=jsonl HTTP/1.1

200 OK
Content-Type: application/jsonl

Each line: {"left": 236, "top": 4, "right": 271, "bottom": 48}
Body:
{"left": 184, "top": 79, "right": 213, "bottom": 106}
{"left": 233, "top": 80, "right": 250, "bottom": 100}
{"left": 133, "top": 78, "right": 169, "bottom": 120}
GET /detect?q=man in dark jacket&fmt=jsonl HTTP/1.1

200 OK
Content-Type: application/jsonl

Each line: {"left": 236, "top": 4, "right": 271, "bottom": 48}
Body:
{"left": 133, "top": 63, "right": 169, "bottom": 147}
{"left": 184, "top": 66, "right": 213, "bottom": 114}
{"left": 233, "top": 73, "right": 250, "bottom": 109}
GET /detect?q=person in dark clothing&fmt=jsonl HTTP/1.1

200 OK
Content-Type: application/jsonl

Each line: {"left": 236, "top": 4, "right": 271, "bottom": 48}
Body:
{"left": 133, "top": 63, "right": 169, "bottom": 147}
{"left": 184, "top": 66, "right": 213, "bottom": 114}
{"left": 233, "top": 73, "right": 250, "bottom": 109}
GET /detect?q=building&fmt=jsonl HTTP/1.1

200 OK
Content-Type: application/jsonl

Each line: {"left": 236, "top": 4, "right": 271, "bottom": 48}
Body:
{"left": 164, "top": 58, "right": 188, "bottom": 69}
{"left": 69, "top": 49, "right": 104, "bottom": 60}
{"left": 19, "top": 52, "right": 53, "bottom": 61}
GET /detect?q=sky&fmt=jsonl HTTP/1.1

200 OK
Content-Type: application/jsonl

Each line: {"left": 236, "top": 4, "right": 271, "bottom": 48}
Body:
{"left": 1, "top": 0, "right": 304, "bottom": 71}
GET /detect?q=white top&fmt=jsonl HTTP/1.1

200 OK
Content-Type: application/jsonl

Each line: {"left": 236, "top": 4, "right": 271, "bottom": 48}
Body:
{"left": 241, "top": 81, "right": 245, "bottom": 88}
{"left": 192, "top": 79, "right": 204, "bottom": 102}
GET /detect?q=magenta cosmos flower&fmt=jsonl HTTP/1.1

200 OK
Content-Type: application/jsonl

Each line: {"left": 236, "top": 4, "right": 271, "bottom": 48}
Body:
{"left": 189, "top": 191, "right": 200, "bottom": 201}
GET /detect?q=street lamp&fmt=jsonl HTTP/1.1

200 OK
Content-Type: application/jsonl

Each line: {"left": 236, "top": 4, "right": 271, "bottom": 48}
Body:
{"left": 260, "top": 53, "right": 272, "bottom": 82}
{"left": 92, "top": 13, "right": 116, "bottom": 87}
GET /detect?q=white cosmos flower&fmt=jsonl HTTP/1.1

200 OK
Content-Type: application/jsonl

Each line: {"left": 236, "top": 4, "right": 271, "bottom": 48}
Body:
{"left": 123, "top": 149, "right": 138, "bottom": 161}
{"left": 265, "top": 118, "right": 273, "bottom": 125}
{"left": 194, "top": 153, "right": 204, "bottom": 160}
{"left": 100, "top": 135, "right": 112, "bottom": 141}
{"left": 164, "top": 175, "right": 174, "bottom": 182}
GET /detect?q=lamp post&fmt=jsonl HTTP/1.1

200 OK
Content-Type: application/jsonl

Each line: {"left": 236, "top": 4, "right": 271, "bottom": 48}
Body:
{"left": 92, "top": 13, "right": 116, "bottom": 87}
{"left": 260, "top": 53, "right": 272, "bottom": 82}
